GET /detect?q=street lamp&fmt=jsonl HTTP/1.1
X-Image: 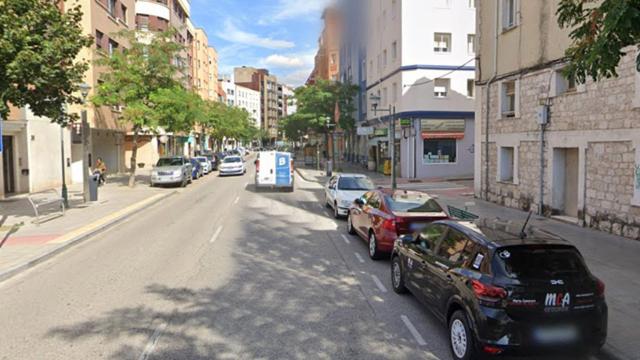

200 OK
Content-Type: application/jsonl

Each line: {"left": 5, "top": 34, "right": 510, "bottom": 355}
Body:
{"left": 79, "top": 83, "right": 91, "bottom": 203}
{"left": 369, "top": 94, "right": 397, "bottom": 190}
{"left": 324, "top": 116, "right": 336, "bottom": 176}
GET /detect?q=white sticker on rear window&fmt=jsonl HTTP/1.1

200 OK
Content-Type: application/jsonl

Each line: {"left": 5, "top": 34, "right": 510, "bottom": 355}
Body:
{"left": 472, "top": 253, "right": 484, "bottom": 269}
{"left": 499, "top": 250, "right": 511, "bottom": 259}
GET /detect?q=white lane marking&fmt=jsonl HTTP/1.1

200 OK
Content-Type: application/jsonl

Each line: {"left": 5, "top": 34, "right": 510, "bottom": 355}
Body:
{"left": 233, "top": 196, "right": 240, "bottom": 205}
{"left": 341, "top": 234, "right": 350, "bottom": 244}
{"left": 317, "top": 203, "right": 324, "bottom": 210}
{"left": 354, "top": 252, "right": 365, "bottom": 264}
{"left": 210, "top": 226, "right": 223, "bottom": 243}
{"left": 401, "top": 315, "right": 427, "bottom": 346}
{"left": 301, "top": 203, "right": 307, "bottom": 210}
{"left": 138, "top": 322, "right": 168, "bottom": 360}
{"left": 371, "top": 274, "right": 388, "bottom": 293}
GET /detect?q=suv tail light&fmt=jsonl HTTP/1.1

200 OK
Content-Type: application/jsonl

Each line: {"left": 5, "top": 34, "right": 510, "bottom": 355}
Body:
{"left": 596, "top": 278, "right": 605, "bottom": 298}
{"left": 382, "top": 218, "right": 397, "bottom": 232}
{"left": 290, "top": 159, "right": 294, "bottom": 174}
{"left": 255, "top": 159, "right": 260, "bottom": 172}
{"left": 472, "top": 280, "right": 507, "bottom": 306}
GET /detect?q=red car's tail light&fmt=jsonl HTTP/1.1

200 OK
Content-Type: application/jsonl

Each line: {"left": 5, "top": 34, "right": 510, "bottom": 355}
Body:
{"left": 596, "top": 278, "right": 605, "bottom": 298}
{"left": 472, "top": 280, "right": 507, "bottom": 306}
{"left": 382, "top": 218, "right": 397, "bottom": 232}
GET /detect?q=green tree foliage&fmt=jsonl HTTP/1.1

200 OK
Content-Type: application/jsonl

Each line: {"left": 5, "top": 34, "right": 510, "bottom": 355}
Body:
{"left": 0, "top": 0, "right": 92, "bottom": 123}
{"left": 92, "top": 29, "right": 184, "bottom": 187}
{"left": 557, "top": 0, "right": 640, "bottom": 82}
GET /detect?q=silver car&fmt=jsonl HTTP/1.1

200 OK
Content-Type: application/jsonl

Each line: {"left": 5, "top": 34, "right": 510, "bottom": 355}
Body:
{"left": 150, "top": 156, "right": 193, "bottom": 187}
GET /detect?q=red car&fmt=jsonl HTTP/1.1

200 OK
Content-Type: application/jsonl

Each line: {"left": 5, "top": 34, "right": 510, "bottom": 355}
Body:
{"left": 347, "top": 189, "right": 449, "bottom": 259}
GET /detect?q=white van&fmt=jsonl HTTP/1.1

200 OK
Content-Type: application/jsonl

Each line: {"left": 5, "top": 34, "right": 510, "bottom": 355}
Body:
{"left": 255, "top": 151, "right": 294, "bottom": 192}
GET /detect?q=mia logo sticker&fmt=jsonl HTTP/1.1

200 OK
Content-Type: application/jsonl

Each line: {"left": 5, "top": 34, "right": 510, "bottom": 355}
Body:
{"left": 544, "top": 293, "right": 571, "bottom": 311}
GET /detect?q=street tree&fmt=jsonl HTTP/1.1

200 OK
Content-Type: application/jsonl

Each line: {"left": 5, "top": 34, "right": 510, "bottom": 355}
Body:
{"left": 291, "top": 80, "right": 359, "bottom": 157}
{"left": 557, "top": 0, "right": 640, "bottom": 82}
{"left": 0, "top": 0, "right": 92, "bottom": 123}
{"left": 92, "top": 30, "right": 184, "bottom": 187}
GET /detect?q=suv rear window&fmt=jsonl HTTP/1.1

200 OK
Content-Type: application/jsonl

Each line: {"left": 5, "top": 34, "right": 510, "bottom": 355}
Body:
{"left": 494, "top": 245, "right": 589, "bottom": 280}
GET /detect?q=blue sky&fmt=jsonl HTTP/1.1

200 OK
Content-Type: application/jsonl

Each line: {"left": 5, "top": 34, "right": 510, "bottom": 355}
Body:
{"left": 190, "top": 0, "right": 332, "bottom": 87}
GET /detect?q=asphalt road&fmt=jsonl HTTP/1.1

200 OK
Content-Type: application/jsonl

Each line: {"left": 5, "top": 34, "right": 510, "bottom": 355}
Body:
{"left": 0, "top": 162, "right": 596, "bottom": 360}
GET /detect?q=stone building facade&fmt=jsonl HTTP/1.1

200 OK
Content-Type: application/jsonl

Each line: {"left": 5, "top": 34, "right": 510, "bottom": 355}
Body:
{"left": 476, "top": 0, "right": 640, "bottom": 240}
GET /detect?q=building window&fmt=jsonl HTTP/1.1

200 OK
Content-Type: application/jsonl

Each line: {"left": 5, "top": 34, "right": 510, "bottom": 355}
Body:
{"left": 392, "top": 82, "right": 398, "bottom": 102}
{"left": 392, "top": 41, "right": 397, "bottom": 60}
{"left": 434, "top": 78, "right": 450, "bottom": 98}
{"left": 502, "top": 0, "right": 519, "bottom": 30}
{"left": 137, "top": 15, "right": 149, "bottom": 30}
{"left": 434, "top": 33, "right": 452, "bottom": 53}
{"left": 383, "top": 49, "right": 387, "bottom": 68}
{"left": 467, "top": 79, "right": 475, "bottom": 98}
{"left": 424, "top": 139, "right": 457, "bottom": 164}
{"left": 467, "top": 34, "right": 475, "bottom": 54}
{"left": 108, "top": 39, "right": 118, "bottom": 55}
{"left": 499, "top": 147, "right": 515, "bottom": 182}
{"left": 95, "top": 30, "right": 104, "bottom": 49}
{"left": 435, "top": 0, "right": 451, "bottom": 8}
{"left": 501, "top": 80, "right": 517, "bottom": 117}
{"left": 554, "top": 69, "right": 577, "bottom": 96}
{"left": 107, "top": 0, "right": 116, "bottom": 17}
{"left": 120, "top": 4, "right": 127, "bottom": 23}
{"left": 382, "top": 87, "right": 388, "bottom": 106}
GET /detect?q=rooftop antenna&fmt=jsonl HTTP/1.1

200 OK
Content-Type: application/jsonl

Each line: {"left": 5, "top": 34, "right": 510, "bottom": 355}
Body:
{"left": 519, "top": 211, "right": 533, "bottom": 240}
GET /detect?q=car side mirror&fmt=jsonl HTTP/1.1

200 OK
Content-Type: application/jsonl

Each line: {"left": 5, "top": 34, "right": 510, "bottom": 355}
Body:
{"left": 399, "top": 234, "right": 414, "bottom": 244}
{"left": 354, "top": 198, "right": 365, "bottom": 206}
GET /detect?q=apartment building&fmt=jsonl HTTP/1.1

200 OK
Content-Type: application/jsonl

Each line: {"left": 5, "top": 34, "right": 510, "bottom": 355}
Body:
{"left": 338, "top": 0, "right": 368, "bottom": 163}
{"left": 365, "top": 0, "right": 476, "bottom": 178}
{"left": 309, "top": 7, "right": 342, "bottom": 84}
{"left": 235, "top": 67, "right": 279, "bottom": 142}
{"left": 476, "top": 0, "right": 640, "bottom": 239}
{"left": 220, "top": 75, "right": 261, "bottom": 129}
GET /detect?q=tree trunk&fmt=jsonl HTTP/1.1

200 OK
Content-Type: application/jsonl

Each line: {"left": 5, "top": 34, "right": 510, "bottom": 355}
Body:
{"left": 128, "top": 131, "right": 139, "bottom": 188}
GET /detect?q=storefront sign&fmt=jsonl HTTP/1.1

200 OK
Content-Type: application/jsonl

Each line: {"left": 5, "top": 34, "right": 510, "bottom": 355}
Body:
{"left": 357, "top": 126, "right": 374, "bottom": 136}
{"left": 373, "top": 128, "right": 388, "bottom": 137}
{"left": 421, "top": 119, "right": 465, "bottom": 139}
{"left": 400, "top": 119, "right": 412, "bottom": 127}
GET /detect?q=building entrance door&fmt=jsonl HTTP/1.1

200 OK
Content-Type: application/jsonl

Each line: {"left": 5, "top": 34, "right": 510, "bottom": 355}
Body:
{"left": 552, "top": 147, "right": 579, "bottom": 217}
{"left": 2, "top": 135, "right": 15, "bottom": 194}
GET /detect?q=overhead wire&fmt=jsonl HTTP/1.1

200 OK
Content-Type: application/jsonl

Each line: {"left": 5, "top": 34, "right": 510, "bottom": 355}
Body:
{"left": 402, "top": 57, "right": 477, "bottom": 88}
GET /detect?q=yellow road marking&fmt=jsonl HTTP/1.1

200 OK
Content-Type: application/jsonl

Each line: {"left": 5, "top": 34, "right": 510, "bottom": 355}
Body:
{"left": 49, "top": 194, "right": 166, "bottom": 244}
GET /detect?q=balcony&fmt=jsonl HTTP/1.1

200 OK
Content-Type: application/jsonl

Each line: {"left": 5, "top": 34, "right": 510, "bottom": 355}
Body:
{"left": 135, "top": 1, "right": 170, "bottom": 21}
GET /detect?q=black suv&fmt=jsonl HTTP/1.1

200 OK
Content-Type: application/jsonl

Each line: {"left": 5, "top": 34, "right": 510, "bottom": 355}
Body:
{"left": 390, "top": 219, "right": 607, "bottom": 359}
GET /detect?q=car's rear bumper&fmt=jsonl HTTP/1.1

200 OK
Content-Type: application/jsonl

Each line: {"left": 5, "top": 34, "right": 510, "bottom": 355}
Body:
{"left": 474, "top": 303, "right": 608, "bottom": 356}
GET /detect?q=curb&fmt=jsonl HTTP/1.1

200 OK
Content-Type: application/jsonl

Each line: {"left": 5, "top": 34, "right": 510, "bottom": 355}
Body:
{"left": 0, "top": 191, "right": 177, "bottom": 284}
{"left": 597, "top": 344, "right": 630, "bottom": 360}
{"left": 295, "top": 168, "right": 324, "bottom": 183}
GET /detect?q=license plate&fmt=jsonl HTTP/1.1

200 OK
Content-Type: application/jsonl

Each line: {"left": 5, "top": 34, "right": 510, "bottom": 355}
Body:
{"left": 533, "top": 325, "right": 578, "bottom": 344}
{"left": 409, "top": 223, "right": 428, "bottom": 231}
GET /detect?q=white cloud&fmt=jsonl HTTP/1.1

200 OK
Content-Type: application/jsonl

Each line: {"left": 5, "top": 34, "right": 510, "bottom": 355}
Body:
{"left": 280, "top": 69, "right": 313, "bottom": 87}
{"left": 264, "top": 0, "right": 333, "bottom": 23}
{"left": 263, "top": 54, "right": 306, "bottom": 68}
{"left": 216, "top": 19, "right": 295, "bottom": 49}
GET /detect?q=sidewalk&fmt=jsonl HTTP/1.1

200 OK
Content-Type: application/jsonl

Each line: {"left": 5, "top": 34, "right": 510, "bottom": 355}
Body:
{"left": 0, "top": 170, "right": 175, "bottom": 282}
{"left": 297, "top": 164, "right": 639, "bottom": 360}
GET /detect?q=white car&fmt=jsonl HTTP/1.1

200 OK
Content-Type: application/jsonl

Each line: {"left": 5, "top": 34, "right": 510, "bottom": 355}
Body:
{"left": 325, "top": 174, "right": 375, "bottom": 218}
{"left": 196, "top": 156, "right": 211, "bottom": 174}
{"left": 219, "top": 156, "right": 246, "bottom": 176}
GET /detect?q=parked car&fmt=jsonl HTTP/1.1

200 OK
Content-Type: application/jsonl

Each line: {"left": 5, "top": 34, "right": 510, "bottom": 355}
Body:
{"left": 254, "top": 151, "right": 294, "bottom": 192}
{"left": 150, "top": 156, "right": 193, "bottom": 187}
{"left": 196, "top": 156, "right": 211, "bottom": 175}
{"left": 205, "top": 154, "right": 218, "bottom": 170}
{"left": 347, "top": 189, "right": 448, "bottom": 259}
{"left": 324, "top": 174, "right": 375, "bottom": 218}
{"left": 189, "top": 158, "right": 203, "bottom": 179}
{"left": 391, "top": 219, "right": 608, "bottom": 359}
{"left": 219, "top": 155, "right": 246, "bottom": 176}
